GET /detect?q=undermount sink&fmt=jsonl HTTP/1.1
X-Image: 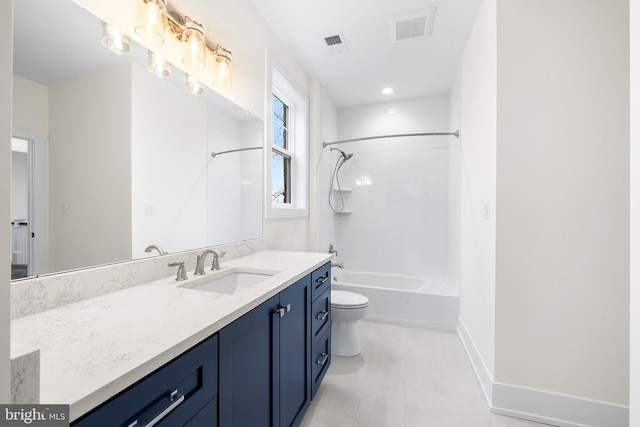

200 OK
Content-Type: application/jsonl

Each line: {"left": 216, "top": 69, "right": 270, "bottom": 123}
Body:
{"left": 179, "top": 268, "right": 278, "bottom": 294}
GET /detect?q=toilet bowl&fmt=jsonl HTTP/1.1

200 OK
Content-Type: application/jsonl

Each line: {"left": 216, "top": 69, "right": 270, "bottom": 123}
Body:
{"left": 331, "top": 290, "right": 369, "bottom": 357}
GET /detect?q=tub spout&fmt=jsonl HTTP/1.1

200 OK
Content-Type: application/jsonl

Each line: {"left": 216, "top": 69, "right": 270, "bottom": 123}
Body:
{"left": 332, "top": 262, "right": 344, "bottom": 269}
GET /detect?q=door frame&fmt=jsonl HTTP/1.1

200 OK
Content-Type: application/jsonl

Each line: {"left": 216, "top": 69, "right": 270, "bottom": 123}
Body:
{"left": 12, "top": 128, "right": 47, "bottom": 277}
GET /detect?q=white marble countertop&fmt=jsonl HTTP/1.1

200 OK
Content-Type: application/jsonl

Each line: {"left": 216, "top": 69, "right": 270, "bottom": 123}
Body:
{"left": 10, "top": 250, "right": 332, "bottom": 422}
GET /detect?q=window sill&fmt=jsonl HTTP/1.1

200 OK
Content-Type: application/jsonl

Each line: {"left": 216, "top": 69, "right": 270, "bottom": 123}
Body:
{"left": 266, "top": 204, "right": 308, "bottom": 220}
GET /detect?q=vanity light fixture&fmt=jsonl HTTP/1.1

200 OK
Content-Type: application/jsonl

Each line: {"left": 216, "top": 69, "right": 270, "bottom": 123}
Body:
{"left": 101, "top": 0, "right": 234, "bottom": 91}
{"left": 101, "top": 21, "right": 132, "bottom": 54}
{"left": 185, "top": 73, "right": 204, "bottom": 95}
{"left": 212, "top": 45, "right": 232, "bottom": 88}
{"left": 134, "top": 0, "right": 167, "bottom": 44}
{"left": 148, "top": 50, "right": 172, "bottom": 77}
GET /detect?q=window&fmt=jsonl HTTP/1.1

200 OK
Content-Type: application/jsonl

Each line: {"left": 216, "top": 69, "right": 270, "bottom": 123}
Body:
{"left": 265, "top": 59, "right": 308, "bottom": 219}
{"left": 271, "top": 95, "right": 291, "bottom": 203}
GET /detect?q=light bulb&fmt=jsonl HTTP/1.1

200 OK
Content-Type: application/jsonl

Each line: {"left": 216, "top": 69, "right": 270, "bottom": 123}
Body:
{"left": 135, "top": 0, "right": 167, "bottom": 44}
{"left": 185, "top": 73, "right": 204, "bottom": 95}
{"left": 182, "top": 18, "right": 206, "bottom": 70}
{"left": 101, "top": 21, "right": 131, "bottom": 54}
{"left": 214, "top": 45, "right": 232, "bottom": 87}
{"left": 147, "top": 50, "right": 171, "bottom": 77}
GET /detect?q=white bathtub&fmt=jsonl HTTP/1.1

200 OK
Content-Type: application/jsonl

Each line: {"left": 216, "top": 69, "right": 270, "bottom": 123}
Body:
{"left": 331, "top": 270, "right": 459, "bottom": 331}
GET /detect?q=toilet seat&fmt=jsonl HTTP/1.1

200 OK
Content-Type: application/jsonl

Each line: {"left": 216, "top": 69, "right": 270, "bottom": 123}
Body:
{"left": 331, "top": 290, "right": 369, "bottom": 309}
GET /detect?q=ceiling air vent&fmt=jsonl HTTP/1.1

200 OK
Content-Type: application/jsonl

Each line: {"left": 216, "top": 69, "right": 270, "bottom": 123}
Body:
{"left": 390, "top": 8, "right": 436, "bottom": 42}
{"left": 324, "top": 35, "right": 342, "bottom": 47}
{"left": 323, "top": 32, "right": 349, "bottom": 54}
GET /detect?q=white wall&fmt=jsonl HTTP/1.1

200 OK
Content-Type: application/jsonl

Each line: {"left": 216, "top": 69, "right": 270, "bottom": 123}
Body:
{"left": 131, "top": 64, "right": 208, "bottom": 257}
{"left": 458, "top": 0, "right": 498, "bottom": 384}
{"left": 448, "top": 70, "right": 461, "bottom": 288}
{"left": 323, "top": 96, "right": 452, "bottom": 278}
{"left": 629, "top": 0, "right": 639, "bottom": 423}
{"left": 12, "top": 76, "right": 48, "bottom": 136}
{"left": 1, "top": 0, "right": 11, "bottom": 403}
{"left": 48, "top": 64, "right": 132, "bottom": 271}
{"left": 459, "top": 0, "right": 630, "bottom": 423}
{"left": 495, "top": 0, "right": 629, "bottom": 405}
{"left": 318, "top": 88, "right": 339, "bottom": 256}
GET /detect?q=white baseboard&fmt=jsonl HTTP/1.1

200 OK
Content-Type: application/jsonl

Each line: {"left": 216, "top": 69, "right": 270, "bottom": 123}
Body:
{"left": 457, "top": 318, "right": 629, "bottom": 427}
{"left": 457, "top": 318, "right": 493, "bottom": 404}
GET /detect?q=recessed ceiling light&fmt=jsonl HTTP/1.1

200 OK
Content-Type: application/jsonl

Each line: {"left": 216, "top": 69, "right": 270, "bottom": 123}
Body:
{"left": 387, "top": 108, "right": 396, "bottom": 114}
{"left": 382, "top": 87, "right": 394, "bottom": 95}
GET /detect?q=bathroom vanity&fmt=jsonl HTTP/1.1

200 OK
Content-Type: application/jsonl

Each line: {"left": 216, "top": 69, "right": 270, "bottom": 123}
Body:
{"left": 10, "top": 249, "right": 332, "bottom": 426}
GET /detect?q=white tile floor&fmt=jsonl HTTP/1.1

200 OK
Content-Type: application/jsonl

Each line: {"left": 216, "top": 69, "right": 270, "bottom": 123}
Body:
{"left": 301, "top": 320, "right": 551, "bottom": 427}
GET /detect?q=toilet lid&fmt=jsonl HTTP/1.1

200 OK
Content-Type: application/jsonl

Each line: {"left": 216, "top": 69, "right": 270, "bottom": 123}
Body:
{"left": 331, "top": 290, "right": 369, "bottom": 309}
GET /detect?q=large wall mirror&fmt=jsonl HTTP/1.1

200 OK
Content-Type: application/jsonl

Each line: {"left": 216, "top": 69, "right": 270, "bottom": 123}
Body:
{"left": 11, "top": 0, "right": 263, "bottom": 280}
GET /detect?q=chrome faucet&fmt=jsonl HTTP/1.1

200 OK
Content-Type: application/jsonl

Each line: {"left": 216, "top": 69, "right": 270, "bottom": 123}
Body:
{"left": 194, "top": 249, "right": 225, "bottom": 275}
{"left": 331, "top": 262, "right": 344, "bottom": 269}
{"left": 145, "top": 244, "right": 167, "bottom": 255}
{"left": 328, "top": 244, "right": 338, "bottom": 257}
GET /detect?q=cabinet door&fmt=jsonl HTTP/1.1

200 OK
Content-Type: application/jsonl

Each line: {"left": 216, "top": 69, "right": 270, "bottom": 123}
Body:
{"left": 219, "top": 294, "right": 280, "bottom": 427}
{"left": 279, "top": 276, "right": 311, "bottom": 427}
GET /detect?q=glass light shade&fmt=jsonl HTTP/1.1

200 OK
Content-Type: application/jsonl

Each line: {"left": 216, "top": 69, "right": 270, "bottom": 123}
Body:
{"left": 101, "top": 21, "right": 132, "bottom": 54}
{"left": 182, "top": 18, "right": 206, "bottom": 70}
{"left": 185, "top": 73, "right": 204, "bottom": 95}
{"left": 134, "top": 0, "right": 167, "bottom": 44}
{"left": 214, "top": 45, "right": 232, "bottom": 87}
{"left": 147, "top": 50, "right": 171, "bottom": 77}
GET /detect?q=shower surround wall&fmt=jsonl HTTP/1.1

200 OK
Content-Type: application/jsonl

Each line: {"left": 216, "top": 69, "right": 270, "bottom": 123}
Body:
{"left": 322, "top": 95, "right": 454, "bottom": 280}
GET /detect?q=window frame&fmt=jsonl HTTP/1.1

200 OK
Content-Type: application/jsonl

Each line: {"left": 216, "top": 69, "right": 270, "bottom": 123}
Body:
{"left": 264, "top": 55, "right": 309, "bottom": 219}
{"left": 271, "top": 94, "right": 292, "bottom": 204}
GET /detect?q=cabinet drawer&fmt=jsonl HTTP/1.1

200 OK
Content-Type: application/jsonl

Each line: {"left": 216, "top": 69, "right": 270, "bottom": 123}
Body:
{"left": 311, "top": 289, "right": 330, "bottom": 343}
{"left": 311, "top": 328, "right": 331, "bottom": 399}
{"left": 73, "top": 335, "right": 218, "bottom": 427}
{"left": 311, "top": 262, "right": 331, "bottom": 301}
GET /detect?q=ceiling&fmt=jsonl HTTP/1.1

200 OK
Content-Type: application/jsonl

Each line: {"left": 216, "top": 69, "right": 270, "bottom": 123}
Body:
{"left": 250, "top": 0, "right": 483, "bottom": 108}
{"left": 13, "top": 0, "right": 482, "bottom": 110}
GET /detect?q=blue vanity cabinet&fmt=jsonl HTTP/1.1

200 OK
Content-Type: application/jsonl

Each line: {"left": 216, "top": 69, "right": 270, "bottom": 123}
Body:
{"left": 310, "top": 263, "right": 331, "bottom": 399}
{"left": 218, "top": 274, "right": 311, "bottom": 427}
{"left": 72, "top": 335, "right": 218, "bottom": 427}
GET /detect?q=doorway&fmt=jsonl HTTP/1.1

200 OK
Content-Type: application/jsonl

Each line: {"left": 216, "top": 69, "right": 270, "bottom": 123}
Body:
{"left": 11, "top": 130, "right": 46, "bottom": 279}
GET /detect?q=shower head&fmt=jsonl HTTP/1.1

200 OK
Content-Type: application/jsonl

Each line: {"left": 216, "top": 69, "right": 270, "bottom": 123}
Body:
{"left": 331, "top": 148, "right": 353, "bottom": 161}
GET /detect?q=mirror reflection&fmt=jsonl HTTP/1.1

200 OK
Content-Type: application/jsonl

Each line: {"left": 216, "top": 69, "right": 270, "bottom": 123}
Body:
{"left": 11, "top": 0, "right": 263, "bottom": 280}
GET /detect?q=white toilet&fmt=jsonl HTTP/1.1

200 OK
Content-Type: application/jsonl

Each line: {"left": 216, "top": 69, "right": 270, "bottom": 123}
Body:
{"left": 331, "top": 290, "right": 369, "bottom": 356}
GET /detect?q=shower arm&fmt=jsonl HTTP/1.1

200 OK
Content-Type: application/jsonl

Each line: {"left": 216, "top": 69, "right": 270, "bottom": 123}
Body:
{"left": 322, "top": 131, "right": 460, "bottom": 148}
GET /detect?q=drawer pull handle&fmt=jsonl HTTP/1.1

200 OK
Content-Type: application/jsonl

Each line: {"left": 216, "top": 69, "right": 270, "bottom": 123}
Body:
{"left": 275, "top": 304, "right": 291, "bottom": 318}
{"left": 315, "top": 275, "right": 328, "bottom": 286}
{"left": 316, "top": 353, "right": 329, "bottom": 366}
{"left": 136, "top": 389, "right": 184, "bottom": 427}
{"left": 316, "top": 311, "right": 329, "bottom": 321}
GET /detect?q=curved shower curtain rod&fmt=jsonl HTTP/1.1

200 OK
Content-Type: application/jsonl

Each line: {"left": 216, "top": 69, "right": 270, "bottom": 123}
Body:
{"left": 211, "top": 146, "right": 263, "bottom": 158}
{"left": 322, "top": 130, "right": 459, "bottom": 148}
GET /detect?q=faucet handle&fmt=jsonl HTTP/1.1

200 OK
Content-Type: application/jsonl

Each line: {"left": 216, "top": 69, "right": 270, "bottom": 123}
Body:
{"left": 211, "top": 251, "right": 226, "bottom": 271}
{"left": 168, "top": 262, "right": 187, "bottom": 281}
